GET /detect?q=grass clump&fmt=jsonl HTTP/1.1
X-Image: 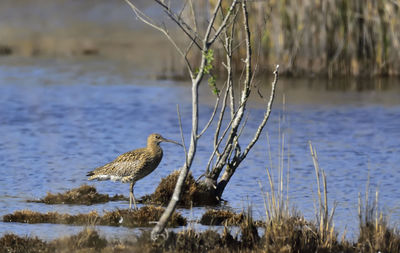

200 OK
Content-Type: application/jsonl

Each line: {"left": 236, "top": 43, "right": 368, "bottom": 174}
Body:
{"left": 0, "top": 233, "right": 48, "bottom": 253}
{"left": 0, "top": 229, "right": 106, "bottom": 253}
{"left": 3, "top": 210, "right": 101, "bottom": 226}
{"left": 140, "top": 170, "right": 219, "bottom": 207}
{"left": 29, "top": 184, "right": 127, "bottom": 205}
{"left": 101, "top": 206, "right": 186, "bottom": 227}
{"left": 3, "top": 206, "right": 186, "bottom": 228}
{"left": 356, "top": 188, "right": 400, "bottom": 253}
{"left": 50, "top": 228, "right": 107, "bottom": 252}
{"left": 0, "top": 227, "right": 258, "bottom": 253}
{"left": 200, "top": 209, "right": 244, "bottom": 226}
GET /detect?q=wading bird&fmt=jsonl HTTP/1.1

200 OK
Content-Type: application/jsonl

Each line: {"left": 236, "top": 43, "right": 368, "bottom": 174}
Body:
{"left": 87, "top": 133, "right": 182, "bottom": 209}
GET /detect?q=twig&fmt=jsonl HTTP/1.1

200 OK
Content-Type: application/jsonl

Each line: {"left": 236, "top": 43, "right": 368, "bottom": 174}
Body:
{"left": 241, "top": 65, "right": 279, "bottom": 160}
{"left": 176, "top": 104, "right": 188, "bottom": 164}
{"left": 197, "top": 81, "right": 227, "bottom": 139}
{"left": 154, "top": 0, "right": 202, "bottom": 50}
{"left": 208, "top": 0, "right": 239, "bottom": 45}
{"left": 124, "top": 0, "right": 194, "bottom": 75}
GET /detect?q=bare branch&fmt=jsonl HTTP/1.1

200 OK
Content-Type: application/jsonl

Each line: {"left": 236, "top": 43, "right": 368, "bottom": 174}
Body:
{"left": 188, "top": 0, "right": 198, "bottom": 33}
{"left": 241, "top": 65, "right": 279, "bottom": 160}
{"left": 206, "top": 96, "right": 248, "bottom": 174}
{"left": 203, "top": 0, "right": 224, "bottom": 44}
{"left": 197, "top": 91, "right": 221, "bottom": 138}
{"left": 154, "top": 0, "right": 202, "bottom": 50}
{"left": 213, "top": 80, "right": 231, "bottom": 156}
{"left": 176, "top": 104, "right": 188, "bottom": 164}
{"left": 178, "top": 0, "right": 189, "bottom": 19}
{"left": 124, "top": 0, "right": 193, "bottom": 75}
{"left": 213, "top": 0, "right": 252, "bottom": 170}
{"left": 208, "top": 0, "right": 239, "bottom": 46}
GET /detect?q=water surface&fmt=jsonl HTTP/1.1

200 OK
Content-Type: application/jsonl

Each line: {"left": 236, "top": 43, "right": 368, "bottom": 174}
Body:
{"left": 0, "top": 57, "right": 399, "bottom": 240}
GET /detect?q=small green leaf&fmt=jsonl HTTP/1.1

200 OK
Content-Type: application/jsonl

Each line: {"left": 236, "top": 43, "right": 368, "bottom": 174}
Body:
{"left": 208, "top": 75, "right": 219, "bottom": 96}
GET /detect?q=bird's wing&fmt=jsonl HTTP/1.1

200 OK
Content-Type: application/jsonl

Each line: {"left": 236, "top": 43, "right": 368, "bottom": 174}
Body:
{"left": 88, "top": 149, "right": 148, "bottom": 181}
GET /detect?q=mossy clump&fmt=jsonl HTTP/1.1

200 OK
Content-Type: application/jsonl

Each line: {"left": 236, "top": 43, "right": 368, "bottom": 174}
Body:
{"left": 101, "top": 206, "right": 187, "bottom": 227}
{"left": 200, "top": 209, "right": 244, "bottom": 226}
{"left": 29, "top": 184, "right": 127, "bottom": 205}
{"left": 140, "top": 170, "right": 219, "bottom": 207}
{"left": 3, "top": 206, "right": 186, "bottom": 228}
{"left": 2, "top": 210, "right": 101, "bottom": 226}
{"left": 200, "top": 209, "right": 265, "bottom": 227}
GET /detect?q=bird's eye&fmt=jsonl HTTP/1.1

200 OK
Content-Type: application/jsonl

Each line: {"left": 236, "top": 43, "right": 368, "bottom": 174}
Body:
{"left": 156, "top": 135, "right": 160, "bottom": 139}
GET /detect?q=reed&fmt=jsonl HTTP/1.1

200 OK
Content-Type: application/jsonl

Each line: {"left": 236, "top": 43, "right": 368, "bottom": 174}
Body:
{"left": 309, "top": 141, "right": 337, "bottom": 248}
{"left": 357, "top": 181, "right": 400, "bottom": 252}
{"left": 209, "top": 0, "right": 400, "bottom": 77}
{"left": 259, "top": 134, "right": 343, "bottom": 251}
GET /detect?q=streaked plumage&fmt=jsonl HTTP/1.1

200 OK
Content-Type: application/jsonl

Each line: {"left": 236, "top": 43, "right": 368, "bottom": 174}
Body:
{"left": 87, "top": 133, "right": 181, "bottom": 209}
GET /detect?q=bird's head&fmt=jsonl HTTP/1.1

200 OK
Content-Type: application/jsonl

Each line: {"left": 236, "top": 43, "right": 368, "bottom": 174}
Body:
{"left": 148, "top": 133, "right": 182, "bottom": 146}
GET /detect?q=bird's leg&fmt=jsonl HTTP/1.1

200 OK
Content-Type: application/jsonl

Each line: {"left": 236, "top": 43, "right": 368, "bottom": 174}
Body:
{"left": 132, "top": 189, "right": 137, "bottom": 210}
{"left": 129, "top": 182, "right": 137, "bottom": 210}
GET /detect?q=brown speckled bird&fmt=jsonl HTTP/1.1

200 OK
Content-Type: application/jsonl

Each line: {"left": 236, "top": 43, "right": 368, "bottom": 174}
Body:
{"left": 87, "top": 133, "right": 182, "bottom": 209}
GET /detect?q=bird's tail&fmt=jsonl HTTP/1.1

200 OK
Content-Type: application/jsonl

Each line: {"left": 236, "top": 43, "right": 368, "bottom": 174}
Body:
{"left": 86, "top": 171, "right": 95, "bottom": 179}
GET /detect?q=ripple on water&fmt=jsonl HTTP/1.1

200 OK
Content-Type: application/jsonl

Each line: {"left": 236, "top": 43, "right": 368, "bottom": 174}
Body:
{"left": 0, "top": 61, "right": 399, "bottom": 240}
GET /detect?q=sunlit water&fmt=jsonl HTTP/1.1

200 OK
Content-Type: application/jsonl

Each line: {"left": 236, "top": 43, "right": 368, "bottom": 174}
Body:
{"left": 0, "top": 57, "right": 399, "bottom": 241}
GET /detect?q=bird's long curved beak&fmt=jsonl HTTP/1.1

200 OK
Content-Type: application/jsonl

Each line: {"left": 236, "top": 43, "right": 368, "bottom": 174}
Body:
{"left": 161, "top": 137, "right": 183, "bottom": 147}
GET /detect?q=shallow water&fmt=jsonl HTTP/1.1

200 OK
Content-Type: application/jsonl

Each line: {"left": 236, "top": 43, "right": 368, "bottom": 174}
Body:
{"left": 0, "top": 57, "right": 399, "bottom": 241}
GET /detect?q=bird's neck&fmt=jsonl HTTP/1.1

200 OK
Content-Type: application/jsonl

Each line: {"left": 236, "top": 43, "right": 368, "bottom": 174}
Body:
{"left": 148, "top": 142, "right": 162, "bottom": 155}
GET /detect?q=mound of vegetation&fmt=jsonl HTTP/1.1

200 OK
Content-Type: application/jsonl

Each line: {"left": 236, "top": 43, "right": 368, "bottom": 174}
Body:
{"left": 0, "top": 227, "right": 258, "bottom": 253}
{"left": 28, "top": 184, "right": 127, "bottom": 205}
{"left": 200, "top": 209, "right": 245, "bottom": 226}
{"left": 101, "top": 206, "right": 186, "bottom": 227}
{"left": 3, "top": 206, "right": 186, "bottom": 228}
{"left": 2, "top": 212, "right": 400, "bottom": 252}
{"left": 0, "top": 233, "right": 48, "bottom": 253}
{"left": 140, "top": 170, "right": 219, "bottom": 207}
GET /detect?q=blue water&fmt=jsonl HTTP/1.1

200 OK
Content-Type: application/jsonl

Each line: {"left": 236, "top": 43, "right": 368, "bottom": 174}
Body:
{"left": 0, "top": 58, "right": 399, "bottom": 241}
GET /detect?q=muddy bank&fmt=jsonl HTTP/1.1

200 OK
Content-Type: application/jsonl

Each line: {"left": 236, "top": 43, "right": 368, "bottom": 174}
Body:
{"left": 3, "top": 206, "right": 186, "bottom": 228}
{"left": 28, "top": 184, "right": 127, "bottom": 205}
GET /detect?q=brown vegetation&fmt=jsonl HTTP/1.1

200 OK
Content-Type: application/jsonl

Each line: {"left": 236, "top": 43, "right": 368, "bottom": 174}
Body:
{"left": 3, "top": 206, "right": 186, "bottom": 228}
{"left": 140, "top": 170, "right": 219, "bottom": 207}
{"left": 101, "top": 206, "right": 186, "bottom": 227}
{"left": 210, "top": 0, "right": 400, "bottom": 77}
{"left": 2, "top": 207, "right": 400, "bottom": 252}
{"left": 0, "top": 233, "right": 48, "bottom": 253}
{"left": 200, "top": 209, "right": 243, "bottom": 226}
{"left": 356, "top": 191, "right": 400, "bottom": 253}
{"left": 200, "top": 209, "right": 264, "bottom": 227}
{"left": 28, "top": 184, "right": 127, "bottom": 205}
{"left": 0, "top": 227, "right": 261, "bottom": 253}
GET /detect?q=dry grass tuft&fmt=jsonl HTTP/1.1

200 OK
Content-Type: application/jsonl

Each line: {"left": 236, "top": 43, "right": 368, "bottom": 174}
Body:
{"left": 357, "top": 188, "right": 400, "bottom": 253}
{"left": 0, "top": 233, "right": 48, "bottom": 253}
{"left": 28, "top": 184, "right": 127, "bottom": 205}
{"left": 50, "top": 228, "right": 107, "bottom": 252}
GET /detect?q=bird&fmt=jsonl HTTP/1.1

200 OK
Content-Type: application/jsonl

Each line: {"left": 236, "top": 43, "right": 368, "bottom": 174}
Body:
{"left": 87, "top": 133, "right": 182, "bottom": 210}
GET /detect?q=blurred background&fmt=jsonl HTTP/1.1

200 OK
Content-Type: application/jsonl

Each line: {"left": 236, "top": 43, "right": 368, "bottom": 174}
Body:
{"left": 1, "top": 0, "right": 400, "bottom": 77}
